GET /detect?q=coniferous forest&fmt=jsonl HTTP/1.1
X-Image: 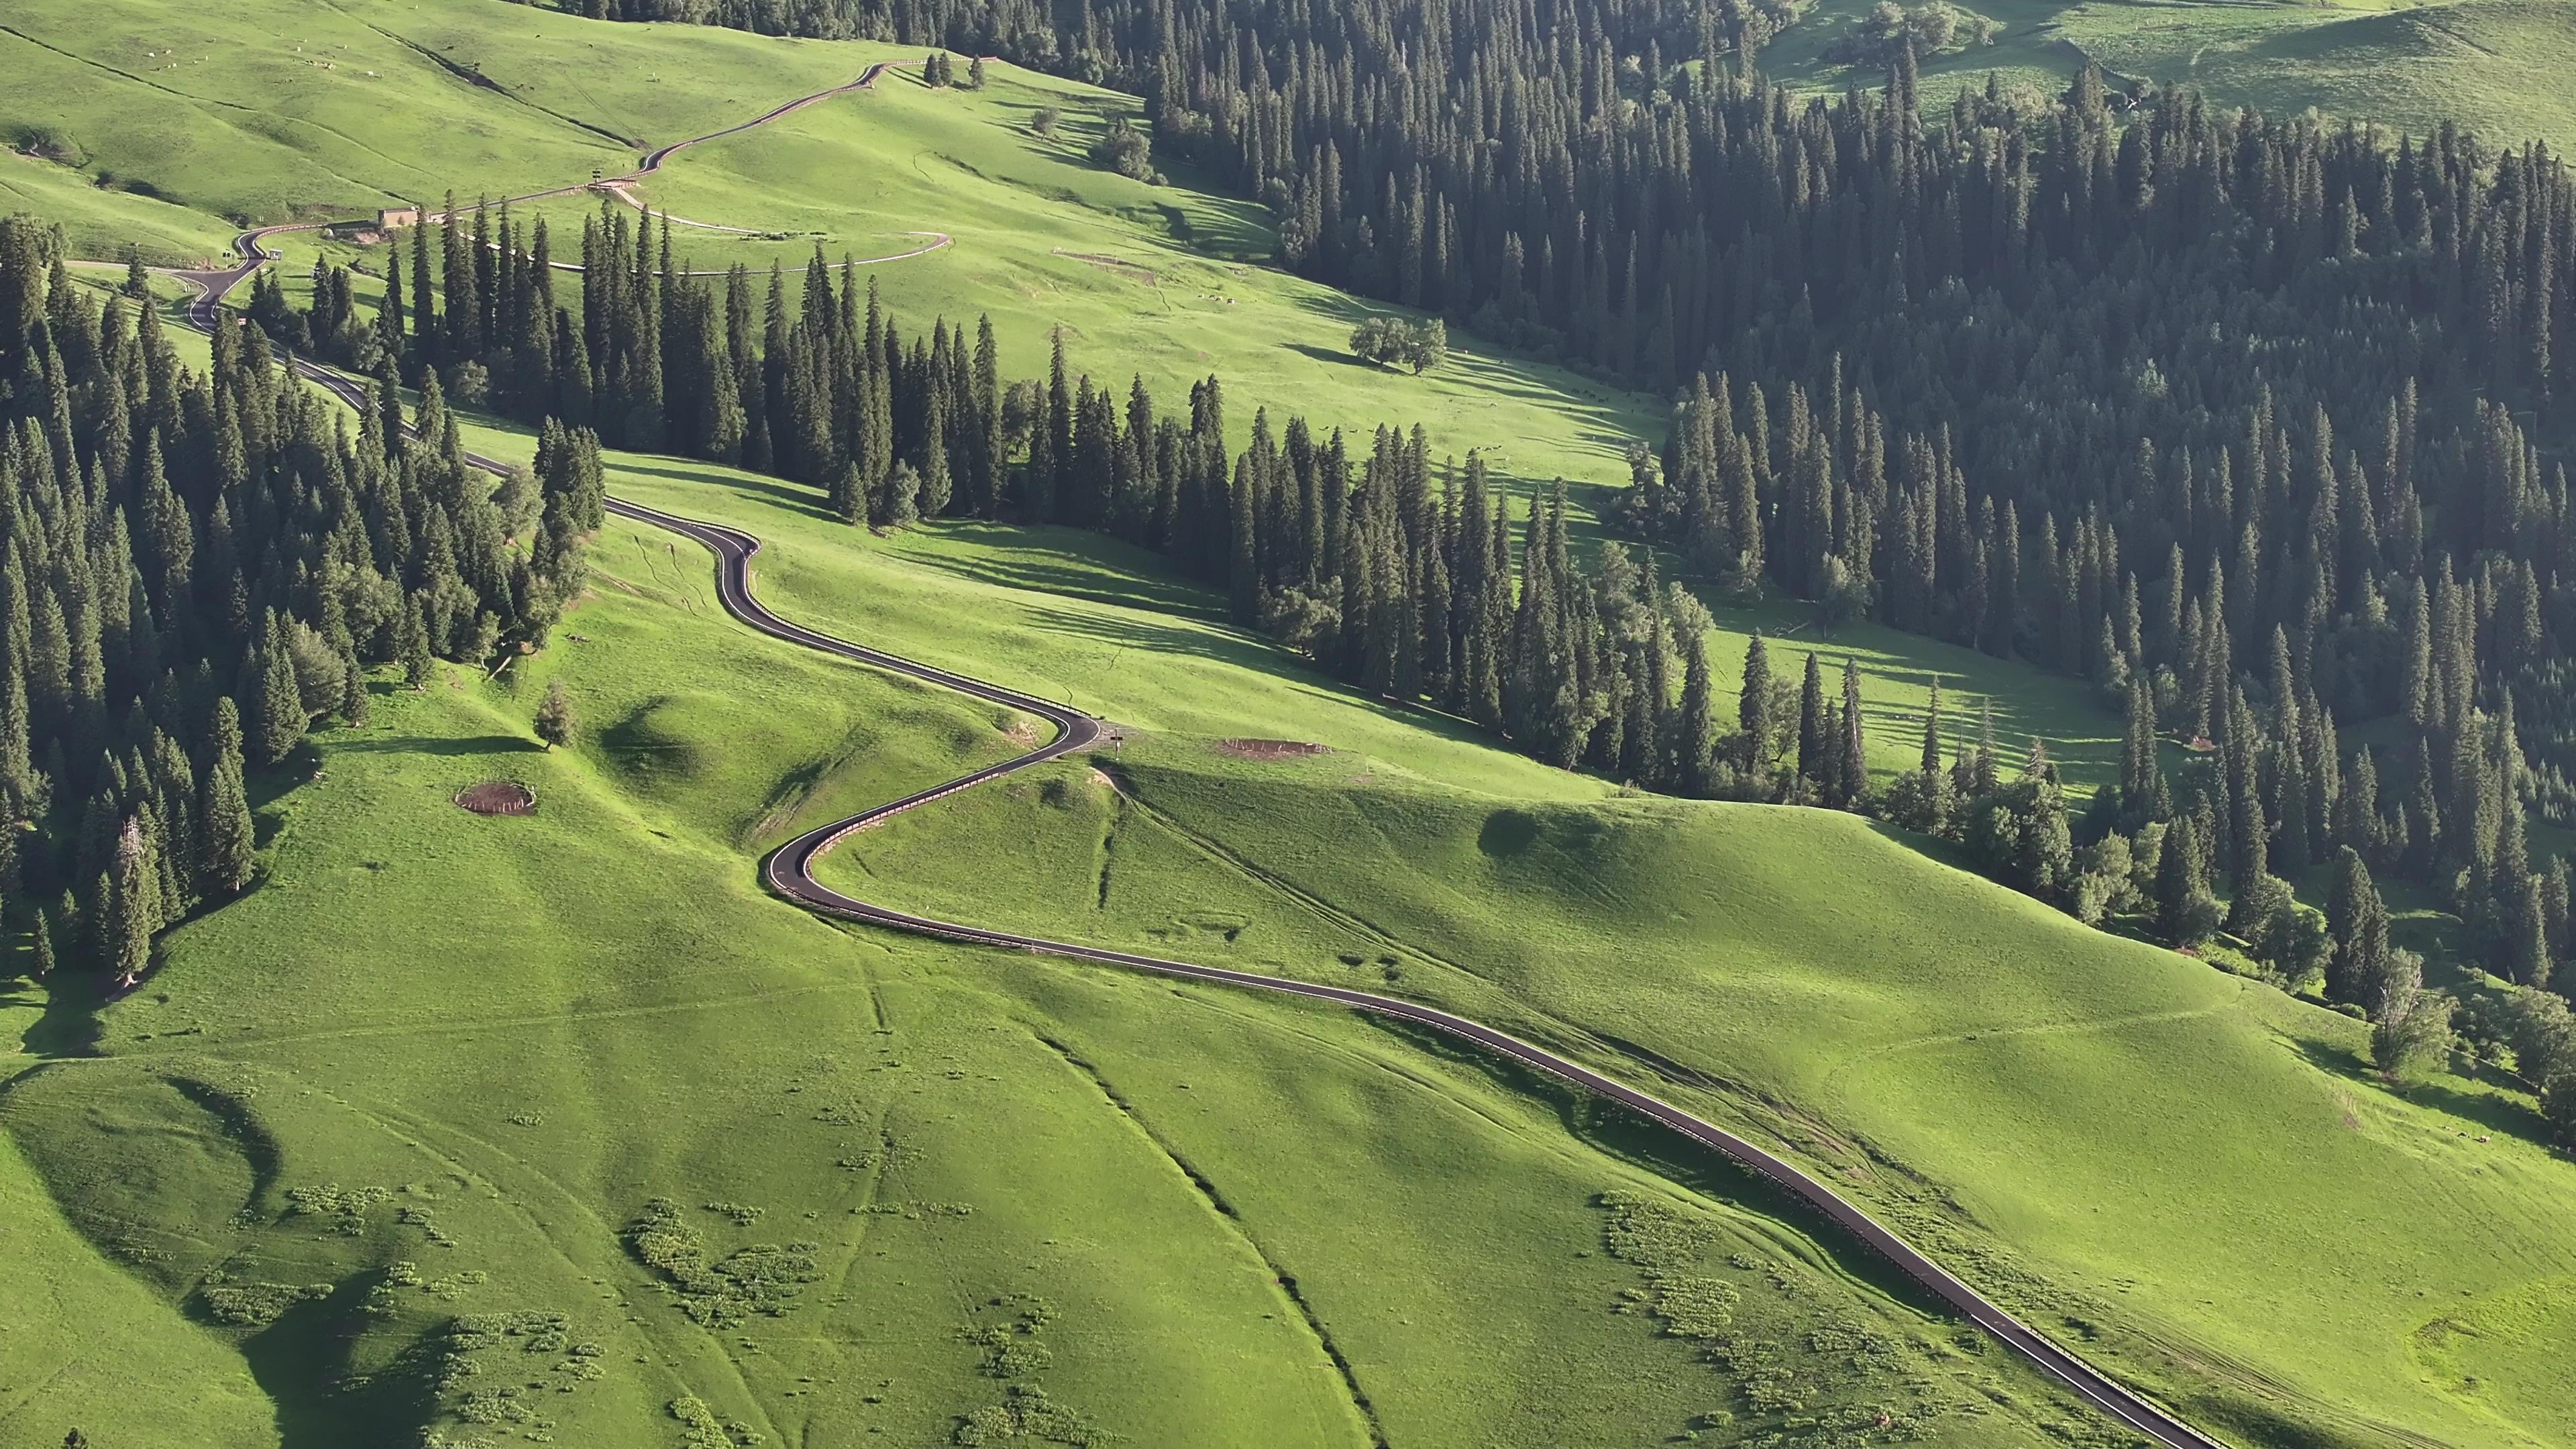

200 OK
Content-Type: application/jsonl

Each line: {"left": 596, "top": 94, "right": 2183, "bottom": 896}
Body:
{"left": 0, "top": 219, "right": 601, "bottom": 990}
{"left": 180, "top": 0, "right": 2576, "bottom": 1132}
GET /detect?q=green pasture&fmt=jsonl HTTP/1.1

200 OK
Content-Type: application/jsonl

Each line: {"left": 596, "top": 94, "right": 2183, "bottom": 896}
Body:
{"left": 1761, "top": 0, "right": 2576, "bottom": 148}
{"left": 0, "top": 150, "right": 234, "bottom": 266}
{"left": 568, "top": 446, "right": 2576, "bottom": 1449}
{"left": 0, "top": 0, "right": 872, "bottom": 222}
{"left": 0, "top": 452, "right": 2101, "bottom": 1448}
{"left": 9, "top": 7, "right": 2576, "bottom": 1446}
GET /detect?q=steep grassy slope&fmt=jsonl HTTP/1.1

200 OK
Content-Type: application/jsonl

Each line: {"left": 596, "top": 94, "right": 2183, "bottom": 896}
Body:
{"left": 0, "top": 152, "right": 235, "bottom": 266}
{"left": 0, "top": 0, "right": 873, "bottom": 221}
{"left": 0, "top": 1130, "right": 276, "bottom": 1444}
{"left": 0, "top": 462, "right": 2104, "bottom": 1448}
{"left": 576, "top": 448, "right": 2576, "bottom": 1449}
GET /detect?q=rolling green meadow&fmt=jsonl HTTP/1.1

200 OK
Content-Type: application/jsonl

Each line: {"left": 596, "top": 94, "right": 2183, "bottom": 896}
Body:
{"left": 0, "top": 439, "right": 2120, "bottom": 1449}
{"left": 629, "top": 445, "right": 2576, "bottom": 1449}
{"left": 1758, "top": 0, "right": 2576, "bottom": 148}
{"left": 8, "top": 0, "right": 2576, "bottom": 1445}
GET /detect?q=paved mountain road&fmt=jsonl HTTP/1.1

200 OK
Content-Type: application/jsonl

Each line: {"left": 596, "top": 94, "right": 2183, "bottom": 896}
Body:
{"left": 588, "top": 498, "right": 2234, "bottom": 1449}
{"left": 145, "top": 68, "right": 2232, "bottom": 1449}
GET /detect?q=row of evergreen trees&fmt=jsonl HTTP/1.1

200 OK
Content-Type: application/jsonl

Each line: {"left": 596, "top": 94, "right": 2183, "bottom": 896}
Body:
{"left": 1624, "top": 343, "right": 2576, "bottom": 996}
{"left": 339, "top": 201, "right": 1021, "bottom": 531}
{"left": 311, "top": 205, "right": 1768, "bottom": 792}
{"left": 314, "top": 195, "right": 2576, "bottom": 1030}
{"left": 0, "top": 217, "right": 598, "bottom": 988}
{"left": 509, "top": 9, "right": 2576, "bottom": 1013}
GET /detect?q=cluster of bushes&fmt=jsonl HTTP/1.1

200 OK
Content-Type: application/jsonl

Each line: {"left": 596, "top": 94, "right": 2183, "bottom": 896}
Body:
{"left": 1347, "top": 316, "right": 1447, "bottom": 374}
{"left": 2492, "top": 992, "right": 2576, "bottom": 1144}
{"left": 1823, "top": 1, "right": 2000, "bottom": 65}
{"left": 1085, "top": 114, "right": 1153, "bottom": 181}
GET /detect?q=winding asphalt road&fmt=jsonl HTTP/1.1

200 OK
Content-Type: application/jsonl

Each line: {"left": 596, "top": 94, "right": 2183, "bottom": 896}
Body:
{"left": 150, "top": 68, "right": 2230, "bottom": 1449}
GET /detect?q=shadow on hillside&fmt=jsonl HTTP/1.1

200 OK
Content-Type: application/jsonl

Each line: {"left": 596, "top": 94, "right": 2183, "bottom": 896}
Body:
{"left": 4, "top": 968, "right": 108, "bottom": 1059}
{"left": 331, "top": 733, "right": 542, "bottom": 758}
{"left": 613, "top": 461, "right": 836, "bottom": 523}
{"left": 2286, "top": 1036, "right": 2557, "bottom": 1148}
{"left": 1283, "top": 340, "right": 1375, "bottom": 370}
{"left": 241, "top": 1269, "right": 439, "bottom": 1448}
{"left": 902, "top": 542, "right": 1223, "bottom": 619}
{"left": 1359, "top": 1011, "right": 1973, "bottom": 1322}
{"left": 1010, "top": 600, "right": 1507, "bottom": 749}
{"left": 1860, "top": 818, "right": 1989, "bottom": 877}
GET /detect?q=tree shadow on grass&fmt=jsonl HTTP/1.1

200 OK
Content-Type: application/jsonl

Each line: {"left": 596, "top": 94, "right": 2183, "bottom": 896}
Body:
{"left": 1008, "top": 600, "right": 1512, "bottom": 752}
{"left": 1860, "top": 818, "right": 1991, "bottom": 878}
{"left": 610, "top": 460, "right": 837, "bottom": 524}
{"left": 240, "top": 1272, "right": 441, "bottom": 1449}
{"left": 900, "top": 545, "right": 1225, "bottom": 620}
{"left": 5, "top": 967, "right": 109, "bottom": 1059}
{"left": 2285, "top": 1035, "right": 2557, "bottom": 1148}
{"left": 1282, "top": 340, "right": 1375, "bottom": 370}
{"left": 330, "top": 734, "right": 543, "bottom": 758}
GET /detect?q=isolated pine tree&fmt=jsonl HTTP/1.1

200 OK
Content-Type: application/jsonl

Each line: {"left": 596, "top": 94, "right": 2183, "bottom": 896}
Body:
{"left": 200, "top": 699, "right": 256, "bottom": 896}
{"left": 2326, "top": 847, "right": 2390, "bottom": 1006}
{"left": 1738, "top": 631, "right": 1774, "bottom": 772}
{"left": 1839, "top": 658, "right": 1867, "bottom": 803}
{"left": 402, "top": 602, "right": 435, "bottom": 688}
{"left": 883, "top": 461, "right": 922, "bottom": 528}
{"left": 254, "top": 613, "right": 305, "bottom": 765}
{"left": 831, "top": 460, "right": 865, "bottom": 525}
{"left": 341, "top": 658, "right": 371, "bottom": 727}
{"left": 535, "top": 680, "right": 577, "bottom": 751}
{"left": 2509, "top": 873, "right": 2550, "bottom": 989}
{"left": 1795, "top": 652, "right": 1826, "bottom": 784}
{"left": 2156, "top": 817, "right": 2212, "bottom": 947}
{"left": 1677, "top": 629, "right": 1713, "bottom": 796}
{"left": 107, "top": 818, "right": 157, "bottom": 987}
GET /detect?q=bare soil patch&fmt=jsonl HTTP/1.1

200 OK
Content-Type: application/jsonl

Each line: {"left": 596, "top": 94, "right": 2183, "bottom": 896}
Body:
{"left": 1216, "top": 739, "right": 1330, "bottom": 762}
{"left": 454, "top": 781, "right": 537, "bottom": 816}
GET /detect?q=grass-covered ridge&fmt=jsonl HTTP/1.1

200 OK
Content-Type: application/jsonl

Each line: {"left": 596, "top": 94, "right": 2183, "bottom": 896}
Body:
{"left": 0, "top": 453, "right": 2113, "bottom": 1448}
{"left": 576, "top": 450, "right": 2576, "bottom": 1449}
{"left": 7, "top": 3, "right": 2571, "bottom": 1444}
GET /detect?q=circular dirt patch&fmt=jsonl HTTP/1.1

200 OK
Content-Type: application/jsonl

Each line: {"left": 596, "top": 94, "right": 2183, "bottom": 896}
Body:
{"left": 454, "top": 781, "right": 537, "bottom": 816}
{"left": 1216, "top": 739, "right": 1330, "bottom": 761}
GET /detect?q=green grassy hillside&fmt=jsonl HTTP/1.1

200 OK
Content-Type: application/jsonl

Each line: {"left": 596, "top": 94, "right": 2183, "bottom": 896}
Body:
{"left": 9, "top": 5, "right": 2570, "bottom": 1446}
{"left": 567, "top": 446, "right": 2576, "bottom": 1449}
{"left": 0, "top": 453, "right": 2110, "bottom": 1448}
{"left": 0, "top": 151, "right": 233, "bottom": 266}
{"left": 0, "top": 0, "right": 875, "bottom": 221}
{"left": 1760, "top": 0, "right": 2576, "bottom": 149}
